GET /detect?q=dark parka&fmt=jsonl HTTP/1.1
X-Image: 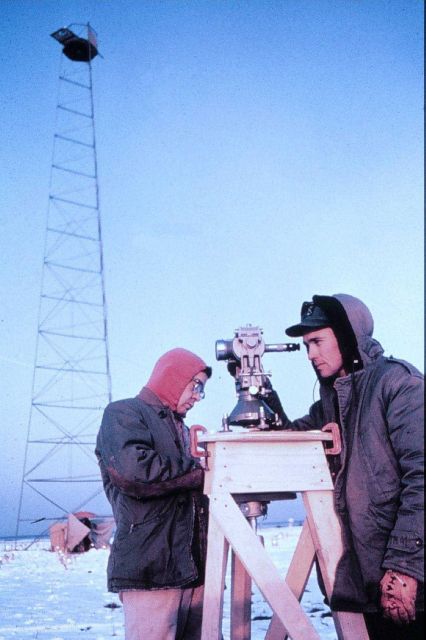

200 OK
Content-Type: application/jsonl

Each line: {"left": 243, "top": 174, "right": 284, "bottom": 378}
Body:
{"left": 282, "top": 294, "right": 424, "bottom": 613}
{"left": 95, "top": 388, "right": 208, "bottom": 592}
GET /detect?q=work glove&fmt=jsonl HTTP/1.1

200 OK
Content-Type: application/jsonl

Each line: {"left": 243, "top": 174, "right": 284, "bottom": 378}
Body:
{"left": 380, "top": 569, "right": 417, "bottom": 625}
{"left": 261, "top": 377, "right": 286, "bottom": 425}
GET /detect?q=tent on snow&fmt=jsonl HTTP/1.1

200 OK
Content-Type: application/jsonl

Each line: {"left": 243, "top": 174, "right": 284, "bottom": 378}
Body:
{"left": 49, "top": 511, "right": 115, "bottom": 553}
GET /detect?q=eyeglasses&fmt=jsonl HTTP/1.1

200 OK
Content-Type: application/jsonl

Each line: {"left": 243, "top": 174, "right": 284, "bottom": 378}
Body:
{"left": 191, "top": 378, "right": 205, "bottom": 400}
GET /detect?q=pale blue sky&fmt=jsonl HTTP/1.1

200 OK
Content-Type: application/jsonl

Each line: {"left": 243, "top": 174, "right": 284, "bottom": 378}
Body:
{"left": 0, "top": 0, "right": 423, "bottom": 536}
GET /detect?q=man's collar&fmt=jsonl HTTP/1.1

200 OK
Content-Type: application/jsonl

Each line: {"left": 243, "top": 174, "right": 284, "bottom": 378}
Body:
{"left": 138, "top": 386, "right": 186, "bottom": 423}
{"left": 138, "top": 386, "right": 167, "bottom": 410}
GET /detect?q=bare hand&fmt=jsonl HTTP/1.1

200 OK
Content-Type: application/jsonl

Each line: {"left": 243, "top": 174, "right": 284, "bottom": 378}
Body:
{"left": 380, "top": 569, "right": 417, "bottom": 625}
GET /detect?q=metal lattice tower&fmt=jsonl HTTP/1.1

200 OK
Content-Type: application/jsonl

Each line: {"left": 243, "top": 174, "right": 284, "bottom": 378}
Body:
{"left": 15, "top": 24, "right": 112, "bottom": 541}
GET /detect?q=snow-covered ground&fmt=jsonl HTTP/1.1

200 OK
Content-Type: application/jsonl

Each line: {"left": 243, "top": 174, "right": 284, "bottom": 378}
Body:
{"left": 0, "top": 524, "right": 337, "bottom": 639}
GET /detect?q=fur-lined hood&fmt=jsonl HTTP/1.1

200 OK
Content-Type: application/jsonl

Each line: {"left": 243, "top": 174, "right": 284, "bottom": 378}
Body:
{"left": 313, "top": 293, "right": 384, "bottom": 370}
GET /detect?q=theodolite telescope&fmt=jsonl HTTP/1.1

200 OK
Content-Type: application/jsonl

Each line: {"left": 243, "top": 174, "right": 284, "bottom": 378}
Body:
{"left": 215, "top": 325, "right": 299, "bottom": 430}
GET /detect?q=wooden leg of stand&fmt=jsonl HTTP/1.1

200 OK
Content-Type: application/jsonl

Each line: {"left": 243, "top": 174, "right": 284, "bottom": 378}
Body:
{"left": 210, "top": 493, "right": 320, "bottom": 640}
{"left": 201, "top": 511, "right": 229, "bottom": 640}
{"left": 231, "top": 550, "right": 252, "bottom": 640}
{"left": 302, "top": 491, "right": 369, "bottom": 640}
{"left": 265, "top": 520, "right": 316, "bottom": 640}
{"left": 332, "top": 612, "right": 370, "bottom": 639}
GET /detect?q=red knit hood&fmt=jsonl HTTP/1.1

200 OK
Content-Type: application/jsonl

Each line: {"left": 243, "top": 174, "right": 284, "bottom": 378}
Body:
{"left": 144, "top": 348, "right": 210, "bottom": 411}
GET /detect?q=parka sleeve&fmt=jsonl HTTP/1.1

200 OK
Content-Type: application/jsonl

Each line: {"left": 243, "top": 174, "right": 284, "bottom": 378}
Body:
{"left": 96, "top": 401, "right": 203, "bottom": 499}
{"left": 381, "top": 369, "right": 424, "bottom": 582}
{"left": 279, "top": 399, "right": 325, "bottom": 431}
{"left": 262, "top": 379, "right": 324, "bottom": 431}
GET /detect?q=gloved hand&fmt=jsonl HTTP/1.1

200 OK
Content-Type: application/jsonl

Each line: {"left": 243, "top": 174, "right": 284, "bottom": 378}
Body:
{"left": 380, "top": 569, "right": 417, "bottom": 624}
{"left": 261, "top": 377, "right": 286, "bottom": 425}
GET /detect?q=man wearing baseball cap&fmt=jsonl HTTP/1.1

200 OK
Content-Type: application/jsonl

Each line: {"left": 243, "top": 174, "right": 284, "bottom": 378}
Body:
{"left": 280, "top": 294, "right": 424, "bottom": 639}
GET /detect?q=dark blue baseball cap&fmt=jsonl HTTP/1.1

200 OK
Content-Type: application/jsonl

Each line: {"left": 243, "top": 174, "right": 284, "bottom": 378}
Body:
{"left": 285, "top": 301, "right": 331, "bottom": 337}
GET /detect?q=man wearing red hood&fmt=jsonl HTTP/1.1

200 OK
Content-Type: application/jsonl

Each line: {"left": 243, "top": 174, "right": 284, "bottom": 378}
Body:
{"left": 96, "top": 348, "right": 212, "bottom": 640}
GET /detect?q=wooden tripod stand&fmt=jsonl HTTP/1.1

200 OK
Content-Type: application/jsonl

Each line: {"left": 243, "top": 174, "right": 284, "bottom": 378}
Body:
{"left": 191, "top": 429, "right": 369, "bottom": 640}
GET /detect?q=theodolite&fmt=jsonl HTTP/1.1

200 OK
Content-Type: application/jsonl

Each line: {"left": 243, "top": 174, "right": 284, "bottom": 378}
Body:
{"left": 215, "top": 324, "right": 299, "bottom": 430}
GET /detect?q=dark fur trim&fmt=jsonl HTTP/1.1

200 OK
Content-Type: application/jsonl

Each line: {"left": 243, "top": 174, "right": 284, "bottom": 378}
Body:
{"left": 313, "top": 295, "right": 362, "bottom": 371}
